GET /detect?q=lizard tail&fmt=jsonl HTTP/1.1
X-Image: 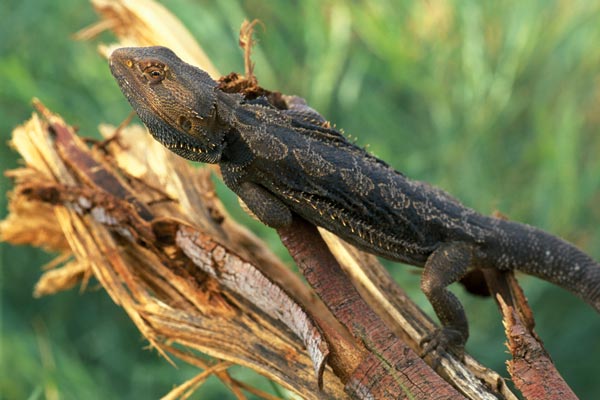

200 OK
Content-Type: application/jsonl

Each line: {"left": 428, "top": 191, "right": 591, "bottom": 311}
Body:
{"left": 491, "top": 219, "right": 600, "bottom": 313}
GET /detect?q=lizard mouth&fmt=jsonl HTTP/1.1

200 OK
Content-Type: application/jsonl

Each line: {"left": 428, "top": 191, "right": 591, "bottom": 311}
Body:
{"left": 163, "top": 141, "right": 208, "bottom": 154}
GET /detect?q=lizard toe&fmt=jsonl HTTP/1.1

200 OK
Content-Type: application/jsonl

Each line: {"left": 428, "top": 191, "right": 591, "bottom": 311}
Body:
{"left": 420, "top": 327, "right": 466, "bottom": 361}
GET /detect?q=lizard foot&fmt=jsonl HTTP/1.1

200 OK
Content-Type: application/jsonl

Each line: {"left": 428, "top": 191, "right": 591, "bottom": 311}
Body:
{"left": 420, "top": 327, "right": 466, "bottom": 360}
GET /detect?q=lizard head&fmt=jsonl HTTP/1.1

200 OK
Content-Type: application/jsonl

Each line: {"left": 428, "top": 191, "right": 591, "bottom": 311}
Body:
{"left": 109, "top": 46, "right": 225, "bottom": 163}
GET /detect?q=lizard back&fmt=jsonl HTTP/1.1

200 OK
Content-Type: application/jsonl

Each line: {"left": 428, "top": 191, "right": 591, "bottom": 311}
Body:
{"left": 224, "top": 102, "right": 494, "bottom": 266}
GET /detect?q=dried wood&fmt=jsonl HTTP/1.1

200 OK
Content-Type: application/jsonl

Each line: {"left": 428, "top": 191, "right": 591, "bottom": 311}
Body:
{"left": 2, "top": 102, "right": 346, "bottom": 398}
{"left": 279, "top": 217, "right": 464, "bottom": 399}
{"left": 482, "top": 268, "right": 578, "bottom": 400}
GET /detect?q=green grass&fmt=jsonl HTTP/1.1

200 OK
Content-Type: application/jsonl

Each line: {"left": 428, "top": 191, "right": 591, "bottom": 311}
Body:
{"left": 2, "top": 0, "right": 600, "bottom": 398}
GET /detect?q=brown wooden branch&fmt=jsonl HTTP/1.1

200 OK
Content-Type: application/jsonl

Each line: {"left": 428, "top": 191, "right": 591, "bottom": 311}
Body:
{"left": 0, "top": 0, "right": 581, "bottom": 398}
{"left": 481, "top": 212, "right": 579, "bottom": 399}
{"left": 278, "top": 217, "right": 464, "bottom": 399}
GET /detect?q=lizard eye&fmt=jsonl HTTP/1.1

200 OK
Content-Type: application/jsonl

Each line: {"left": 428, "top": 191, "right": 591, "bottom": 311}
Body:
{"left": 178, "top": 116, "right": 192, "bottom": 132}
{"left": 144, "top": 66, "right": 165, "bottom": 83}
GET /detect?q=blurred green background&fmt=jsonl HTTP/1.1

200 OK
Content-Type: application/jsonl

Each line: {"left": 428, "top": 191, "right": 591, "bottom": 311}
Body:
{"left": 2, "top": 0, "right": 600, "bottom": 398}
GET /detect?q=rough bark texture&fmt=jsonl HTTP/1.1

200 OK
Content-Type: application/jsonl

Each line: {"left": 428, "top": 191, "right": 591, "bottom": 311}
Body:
{"left": 278, "top": 217, "right": 464, "bottom": 399}
{"left": 0, "top": 0, "right": 580, "bottom": 398}
{"left": 482, "top": 269, "right": 578, "bottom": 400}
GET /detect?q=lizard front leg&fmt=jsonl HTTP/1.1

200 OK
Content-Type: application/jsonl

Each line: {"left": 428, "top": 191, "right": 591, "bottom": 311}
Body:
{"left": 420, "top": 242, "right": 474, "bottom": 358}
{"left": 236, "top": 182, "right": 293, "bottom": 229}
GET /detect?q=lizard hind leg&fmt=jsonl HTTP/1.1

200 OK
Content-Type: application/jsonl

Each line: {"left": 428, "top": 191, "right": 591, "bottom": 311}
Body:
{"left": 420, "top": 242, "right": 475, "bottom": 359}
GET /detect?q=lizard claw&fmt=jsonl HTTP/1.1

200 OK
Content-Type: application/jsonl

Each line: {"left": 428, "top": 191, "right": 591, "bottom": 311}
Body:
{"left": 420, "top": 327, "right": 466, "bottom": 361}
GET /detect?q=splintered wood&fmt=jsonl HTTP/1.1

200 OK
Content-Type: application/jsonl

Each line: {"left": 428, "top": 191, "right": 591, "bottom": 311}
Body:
{"left": 1, "top": 101, "right": 341, "bottom": 399}
{"left": 77, "top": 0, "right": 219, "bottom": 78}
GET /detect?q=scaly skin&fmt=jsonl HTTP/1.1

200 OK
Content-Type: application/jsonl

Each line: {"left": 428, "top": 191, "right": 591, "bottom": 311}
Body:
{"left": 109, "top": 46, "right": 600, "bottom": 356}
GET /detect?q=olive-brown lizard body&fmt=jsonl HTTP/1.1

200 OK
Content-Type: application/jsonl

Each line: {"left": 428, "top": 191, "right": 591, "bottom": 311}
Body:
{"left": 109, "top": 46, "right": 600, "bottom": 355}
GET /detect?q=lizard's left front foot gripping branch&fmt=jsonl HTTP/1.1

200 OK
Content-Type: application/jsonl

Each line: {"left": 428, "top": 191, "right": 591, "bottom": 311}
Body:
{"left": 420, "top": 242, "right": 475, "bottom": 358}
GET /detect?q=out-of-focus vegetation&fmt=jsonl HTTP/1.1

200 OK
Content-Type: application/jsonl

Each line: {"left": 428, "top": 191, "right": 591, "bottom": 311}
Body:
{"left": 2, "top": 0, "right": 600, "bottom": 398}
